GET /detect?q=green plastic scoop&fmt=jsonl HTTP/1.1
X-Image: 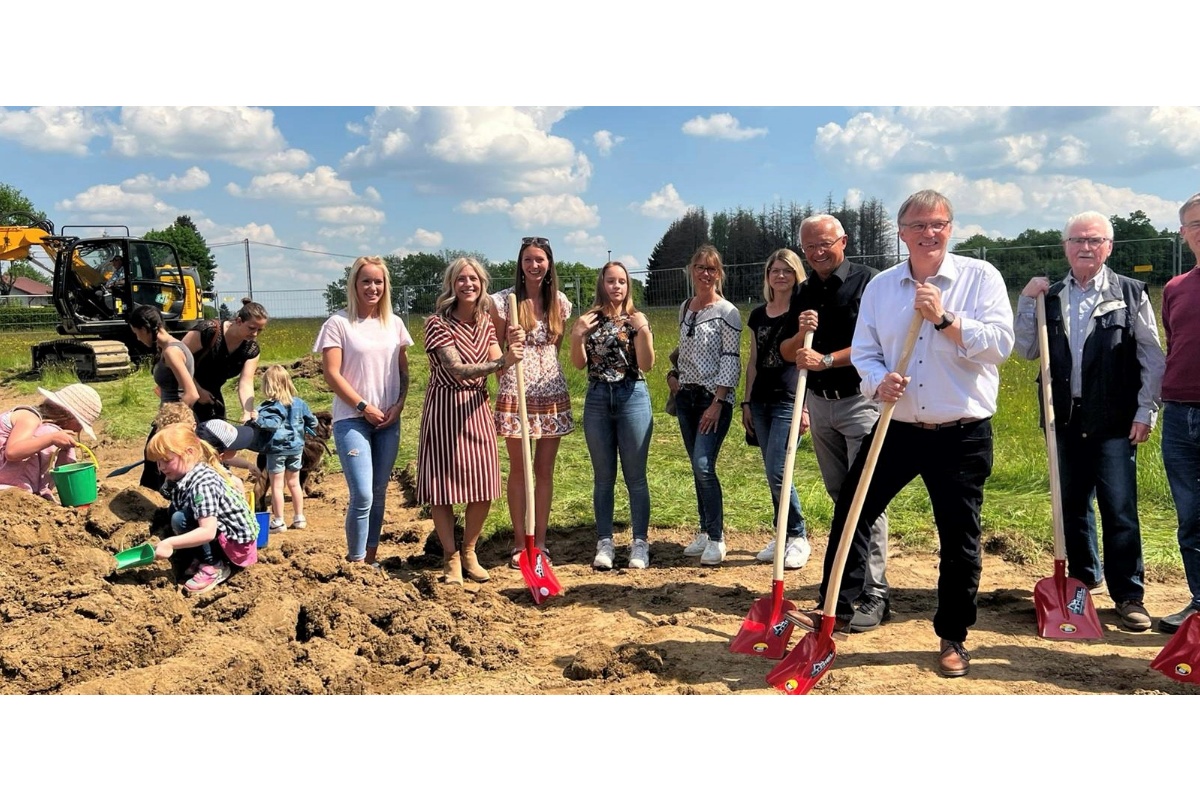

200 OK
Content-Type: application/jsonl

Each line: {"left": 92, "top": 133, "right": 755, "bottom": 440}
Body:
{"left": 114, "top": 543, "right": 156, "bottom": 571}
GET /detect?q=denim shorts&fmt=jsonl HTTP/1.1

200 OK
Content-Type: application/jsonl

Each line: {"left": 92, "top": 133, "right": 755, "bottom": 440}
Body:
{"left": 265, "top": 450, "right": 303, "bottom": 474}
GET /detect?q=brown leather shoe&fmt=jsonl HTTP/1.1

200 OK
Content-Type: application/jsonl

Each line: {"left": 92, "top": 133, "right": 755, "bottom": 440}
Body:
{"left": 1116, "top": 600, "right": 1151, "bottom": 632}
{"left": 784, "top": 608, "right": 852, "bottom": 634}
{"left": 938, "top": 639, "right": 971, "bottom": 678}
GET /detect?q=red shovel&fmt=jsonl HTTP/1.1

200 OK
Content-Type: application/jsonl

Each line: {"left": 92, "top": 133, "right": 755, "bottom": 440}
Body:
{"left": 767, "top": 311, "right": 923, "bottom": 695}
{"left": 729, "top": 330, "right": 814, "bottom": 659}
{"left": 509, "top": 294, "right": 562, "bottom": 605}
{"left": 1032, "top": 294, "right": 1103, "bottom": 640}
{"left": 1150, "top": 615, "right": 1200, "bottom": 683}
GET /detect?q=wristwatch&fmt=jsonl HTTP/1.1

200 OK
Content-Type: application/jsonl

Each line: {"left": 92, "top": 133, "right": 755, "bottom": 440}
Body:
{"left": 355, "top": 400, "right": 368, "bottom": 412}
{"left": 934, "top": 311, "right": 956, "bottom": 331}
{"left": 821, "top": 353, "right": 834, "bottom": 369}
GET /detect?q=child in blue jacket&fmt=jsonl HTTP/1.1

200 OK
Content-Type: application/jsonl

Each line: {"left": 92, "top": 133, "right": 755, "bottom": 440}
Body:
{"left": 256, "top": 365, "right": 317, "bottom": 531}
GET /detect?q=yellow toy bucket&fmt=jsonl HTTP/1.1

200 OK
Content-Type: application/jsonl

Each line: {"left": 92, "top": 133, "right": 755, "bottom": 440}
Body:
{"left": 50, "top": 441, "right": 99, "bottom": 507}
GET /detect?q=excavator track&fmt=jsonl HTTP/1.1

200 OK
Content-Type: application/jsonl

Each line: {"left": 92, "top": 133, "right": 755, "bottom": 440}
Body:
{"left": 31, "top": 338, "right": 132, "bottom": 381}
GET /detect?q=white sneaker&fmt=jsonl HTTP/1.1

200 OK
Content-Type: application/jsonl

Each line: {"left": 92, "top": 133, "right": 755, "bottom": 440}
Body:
{"left": 700, "top": 539, "right": 726, "bottom": 566}
{"left": 629, "top": 539, "right": 650, "bottom": 569}
{"left": 683, "top": 533, "right": 709, "bottom": 557}
{"left": 593, "top": 538, "right": 615, "bottom": 570}
{"left": 291, "top": 515, "right": 307, "bottom": 530}
{"left": 783, "top": 537, "right": 811, "bottom": 570}
{"left": 755, "top": 539, "right": 777, "bottom": 563}
{"left": 269, "top": 517, "right": 286, "bottom": 532}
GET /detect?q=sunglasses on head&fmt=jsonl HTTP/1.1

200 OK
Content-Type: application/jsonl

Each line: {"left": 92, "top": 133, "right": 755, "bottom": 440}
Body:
{"left": 522, "top": 237, "right": 551, "bottom": 247}
{"left": 685, "top": 310, "right": 697, "bottom": 338}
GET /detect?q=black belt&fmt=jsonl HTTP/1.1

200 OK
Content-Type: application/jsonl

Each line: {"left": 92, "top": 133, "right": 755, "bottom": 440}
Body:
{"left": 811, "top": 386, "right": 860, "bottom": 401}
{"left": 903, "top": 417, "right": 984, "bottom": 431}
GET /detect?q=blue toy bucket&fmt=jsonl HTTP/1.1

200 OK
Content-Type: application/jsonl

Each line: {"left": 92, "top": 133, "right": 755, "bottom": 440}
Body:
{"left": 256, "top": 511, "right": 270, "bottom": 548}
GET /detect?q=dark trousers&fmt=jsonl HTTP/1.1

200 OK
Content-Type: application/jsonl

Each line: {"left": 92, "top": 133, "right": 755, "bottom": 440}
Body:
{"left": 819, "top": 418, "right": 994, "bottom": 643}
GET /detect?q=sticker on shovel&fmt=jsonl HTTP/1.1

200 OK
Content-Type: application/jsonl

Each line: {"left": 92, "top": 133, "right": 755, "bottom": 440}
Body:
{"left": 1150, "top": 614, "right": 1200, "bottom": 684}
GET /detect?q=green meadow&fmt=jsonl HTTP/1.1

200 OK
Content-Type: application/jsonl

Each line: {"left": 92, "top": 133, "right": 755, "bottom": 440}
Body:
{"left": 0, "top": 298, "right": 1182, "bottom": 579}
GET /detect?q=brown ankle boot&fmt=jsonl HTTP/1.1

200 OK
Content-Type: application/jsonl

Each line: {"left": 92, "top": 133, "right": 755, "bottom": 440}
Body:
{"left": 440, "top": 551, "right": 463, "bottom": 585}
{"left": 462, "top": 547, "right": 490, "bottom": 583}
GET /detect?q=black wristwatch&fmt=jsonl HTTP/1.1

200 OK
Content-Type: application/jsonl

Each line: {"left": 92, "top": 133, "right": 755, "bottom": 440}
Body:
{"left": 355, "top": 400, "right": 368, "bottom": 412}
{"left": 934, "top": 311, "right": 956, "bottom": 331}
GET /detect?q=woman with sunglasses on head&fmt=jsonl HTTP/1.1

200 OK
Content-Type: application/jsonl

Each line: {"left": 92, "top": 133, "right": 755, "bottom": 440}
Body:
{"left": 491, "top": 236, "right": 574, "bottom": 568}
{"left": 743, "top": 249, "right": 812, "bottom": 571}
{"left": 570, "top": 261, "right": 655, "bottom": 570}
{"left": 665, "top": 245, "right": 743, "bottom": 566}
{"left": 315, "top": 256, "right": 413, "bottom": 566}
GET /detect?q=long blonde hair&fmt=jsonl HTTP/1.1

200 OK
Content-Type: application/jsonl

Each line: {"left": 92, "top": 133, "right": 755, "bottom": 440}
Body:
{"left": 147, "top": 423, "right": 231, "bottom": 481}
{"left": 435, "top": 257, "right": 493, "bottom": 325}
{"left": 688, "top": 244, "right": 725, "bottom": 297}
{"left": 761, "top": 248, "right": 805, "bottom": 302}
{"left": 262, "top": 364, "right": 296, "bottom": 406}
{"left": 345, "top": 256, "right": 392, "bottom": 325}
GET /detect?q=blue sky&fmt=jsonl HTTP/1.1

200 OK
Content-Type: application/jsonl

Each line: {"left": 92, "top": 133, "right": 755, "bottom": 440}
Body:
{"left": 7, "top": 5, "right": 1194, "bottom": 317}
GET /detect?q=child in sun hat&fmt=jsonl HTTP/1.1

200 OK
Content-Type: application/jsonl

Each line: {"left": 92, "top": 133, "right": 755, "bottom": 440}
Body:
{"left": 148, "top": 423, "right": 258, "bottom": 594}
{"left": 0, "top": 383, "right": 102, "bottom": 500}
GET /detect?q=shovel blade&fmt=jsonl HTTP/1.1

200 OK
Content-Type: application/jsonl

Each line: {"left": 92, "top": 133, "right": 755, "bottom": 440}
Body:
{"left": 1033, "top": 570, "right": 1104, "bottom": 640}
{"left": 519, "top": 549, "right": 562, "bottom": 605}
{"left": 114, "top": 543, "right": 156, "bottom": 571}
{"left": 729, "top": 596, "right": 796, "bottom": 659}
{"left": 1151, "top": 614, "right": 1200, "bottom": 684}
{"left": 765, "top": 630, "right": 837, "bottom": 695}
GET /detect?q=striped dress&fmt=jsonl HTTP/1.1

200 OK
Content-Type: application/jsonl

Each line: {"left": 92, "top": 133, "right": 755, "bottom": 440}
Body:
{"left": 416, "top": 313, "right": 502, "bottom": 505}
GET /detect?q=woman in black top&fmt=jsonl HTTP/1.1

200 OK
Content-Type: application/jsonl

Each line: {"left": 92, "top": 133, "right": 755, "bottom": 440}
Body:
{"left": 181, "top": 298, "right": 269, "bottom": 423}
{"left": 742, "top": 248, "right": 811, "bottom": 570}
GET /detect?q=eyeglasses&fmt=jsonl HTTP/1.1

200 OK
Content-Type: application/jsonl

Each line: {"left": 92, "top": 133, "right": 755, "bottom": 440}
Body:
{"left": 521, "top": 237, "right": 551, "bottom": 247}
{"left": 802, "top": 240, "right": 843, "bottom": 252}
{"left": 901, "top": 220, "right": 951, "bottom": 234}
{"left": 1066, "top": 237, "right": 1110, "bottom": 247}
{"left": 1182, "top": 221, "right": 1200, "bottom": 231}
{"left": 692, "top": 265, "right": 718, "bottom": 274}
{"left": 768, "top": 268, "right": 794, "bottom": 278}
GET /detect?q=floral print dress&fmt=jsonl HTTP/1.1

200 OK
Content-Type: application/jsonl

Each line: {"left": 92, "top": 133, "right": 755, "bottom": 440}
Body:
{"left": 491, "top": 286, "right": 575, "bottom": 438}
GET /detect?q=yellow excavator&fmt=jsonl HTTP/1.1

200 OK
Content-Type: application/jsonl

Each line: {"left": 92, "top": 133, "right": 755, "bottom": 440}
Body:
{"left": 0, "top": 212, "right": 212, "bottom": 379}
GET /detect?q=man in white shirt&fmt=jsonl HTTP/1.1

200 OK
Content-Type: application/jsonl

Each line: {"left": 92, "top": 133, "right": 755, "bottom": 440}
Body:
{"left": 788, "top": 189, "right": 1014, "bottom": 678}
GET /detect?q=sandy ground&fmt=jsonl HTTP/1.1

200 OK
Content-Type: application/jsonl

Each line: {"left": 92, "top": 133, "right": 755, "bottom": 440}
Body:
{"left": 2, "top": 405, "right": 1197, "bottom": 698}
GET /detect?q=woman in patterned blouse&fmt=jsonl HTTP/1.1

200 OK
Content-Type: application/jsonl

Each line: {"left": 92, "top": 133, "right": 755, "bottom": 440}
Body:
{"left": 570, "top": 261, "right": 656, "bottom": 570}
{"left": 665, "top": 245, "right": 743, "bottom": 566}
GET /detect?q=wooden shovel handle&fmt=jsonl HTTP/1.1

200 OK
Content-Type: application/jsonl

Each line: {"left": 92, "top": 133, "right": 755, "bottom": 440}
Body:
{"left": 508, "top": 294, "right": 536, "bottom": 539}
{"left": 771, "top": 329, "right": 815, "bottom": 582}
{"left": 821, "top": 311, "right": 924, "bottom": 619}
{"left": 1036, "top": 294, "right": 1068, "bottom": 561}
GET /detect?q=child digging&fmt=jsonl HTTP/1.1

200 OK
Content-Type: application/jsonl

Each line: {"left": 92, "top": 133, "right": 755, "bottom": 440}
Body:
{"left": 256, "top": 365, "right": 317, "bottom": 531}
{"left": 148, "top": 423, "right": 258, "bottom": 594}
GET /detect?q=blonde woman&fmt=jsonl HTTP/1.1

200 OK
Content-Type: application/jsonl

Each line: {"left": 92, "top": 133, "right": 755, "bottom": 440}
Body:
{"left": 664, "top": 245, "right": 742, "bottom": 566}
{"left": 418, "top": 257, "right": 524, "bottom": 584}
{"left": 315, "top": 256, "right": 413, "bottom": 566}
{"left": 570, "top": 261, "right": 655, "bottom": 569}
{"left": 743, "top": 248, "right": 811, "bottom": 570}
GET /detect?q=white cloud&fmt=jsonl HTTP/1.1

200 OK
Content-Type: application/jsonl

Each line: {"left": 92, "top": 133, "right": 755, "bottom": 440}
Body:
{"left": 565, "top": 230, "right": 608, "bottom": 257}
{"left": 633, "top": 183, "right": 691, "bottom": 219}
{"left": 227, "top": 166, "right": 363, "bottom": 204}
{"left": 458, "top": 198, "right": 512, "bottom": 214}
{"left": 593, "top": 130, "right": 624, "bottom": 156}
{"left": 1048, "top": 135, "right": 1089, "bottom": 168}
{"left": 681, "top": 113, "right": 767, "bottom": 141}
{"left": 898, "top": 172, "right": 1025, "bottom": 217}
{"left": 223, "top": 222, "right": 282, "bottom": 246}
{"left": 1024, "top": 176, "right": 1181, "bottom": 231}
{"left": 111, "top": 106, "right": 311, "bottom": 172}
{"left": 317, "top": 224, "right": 372, "bottom": 240}
{"left": 341, "top": 106, "right": 592, "bottom": 195}
{"left": 815, "top": 112, "right": 937, "bottom": 171}
{"left": 311, "top": 205, "right": 386, "bottom": 225}
{"left": 0, "top": 106, "right": 106, "bottom": 155}
{"left": 57, "top": 183, "right": 177, "bottom": 217}
{"left": 897, "top": 106, "right": 1011, "bottom": 136}
{"left": 509, "top": 195, "right": 599, "bottom": 229}
{"left": 121, "top": 166, "right": 211, "bottom": 193}
{"left": 407, "top": 228, "right": 443, "bottom": 248}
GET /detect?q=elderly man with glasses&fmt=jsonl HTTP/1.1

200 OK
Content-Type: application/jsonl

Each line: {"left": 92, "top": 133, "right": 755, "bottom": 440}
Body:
{"left": 1015, "top": 210, "right": 1165, "bottom": 632}
{"left": 787, "top": 189, "right": 1014, "bottom": 678}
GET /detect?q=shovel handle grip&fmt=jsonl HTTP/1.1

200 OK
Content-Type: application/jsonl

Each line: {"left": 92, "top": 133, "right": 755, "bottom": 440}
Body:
{"left": 508, "top": 294, "right": 536, "bottom": 541}
{"left": 1036, "top": 294, "right": 1069, "bottom": 561}
{"left": 770, "top": 330, "right": 815, "bottom": 582}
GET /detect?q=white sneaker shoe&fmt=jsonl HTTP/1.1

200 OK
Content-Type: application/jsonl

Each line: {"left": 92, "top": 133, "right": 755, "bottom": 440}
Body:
{"left": 755, "top": 539, "right": 777, "bottom": 563}
{"left": 593, "top": 538, "right": 615, "bottom": 570}
{"left": 700, "top": 539, "right": 726, "bottom": 566}
{"left": 683, "top": 533, "right": 709, "bottom": 557}
{"left": 629, "top": 539, "right": 650, "bottom": 569}
{"left": 783, "top": 537, "right": 811, "bottom": 570}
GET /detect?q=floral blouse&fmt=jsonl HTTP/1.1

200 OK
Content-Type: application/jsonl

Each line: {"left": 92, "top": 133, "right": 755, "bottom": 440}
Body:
{"left": 585, "top": 313, "right": 643, "bottom": 383}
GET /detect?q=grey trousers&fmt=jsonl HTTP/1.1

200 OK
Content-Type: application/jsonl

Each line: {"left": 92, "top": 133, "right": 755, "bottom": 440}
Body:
{"left": 806, "top": 390, "right": 890, "bottom": 599}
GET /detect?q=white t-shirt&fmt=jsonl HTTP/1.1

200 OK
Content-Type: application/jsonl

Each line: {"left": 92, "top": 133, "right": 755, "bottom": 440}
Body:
{"left": 313, "top": 310, "right": 414, "bottom": 423}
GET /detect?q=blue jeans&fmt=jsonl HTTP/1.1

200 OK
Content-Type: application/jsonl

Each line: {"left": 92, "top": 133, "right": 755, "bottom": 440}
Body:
{"left": 1057, "top": 423, "right": 1144, "bottom": 603}
{"left": 171, "top": 509, "right": 216, "bottom": 565}
{"left": 583, "top": 380, "right": 653, "bottom": 541}
{"left": 333, "top": 417, "right": 401, "bottom": 561}
{"left": 749, "top": 400, "right": 807, "bottom": 541}
{"left": 675, "top": 385, "right": 733, "bottom": 541}
{"left": 1162, "top": 402, "right": 1200, "bottom": 605}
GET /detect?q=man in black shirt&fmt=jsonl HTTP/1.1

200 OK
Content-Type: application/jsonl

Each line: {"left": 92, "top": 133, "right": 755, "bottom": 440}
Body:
{"left": 781, "top": 214, "right": 890, "bottom": 631}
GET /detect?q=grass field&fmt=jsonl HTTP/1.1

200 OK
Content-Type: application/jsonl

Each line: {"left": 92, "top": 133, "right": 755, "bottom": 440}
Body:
{"left": 0, "top": 299, "right": 1183, "bottom": 578}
